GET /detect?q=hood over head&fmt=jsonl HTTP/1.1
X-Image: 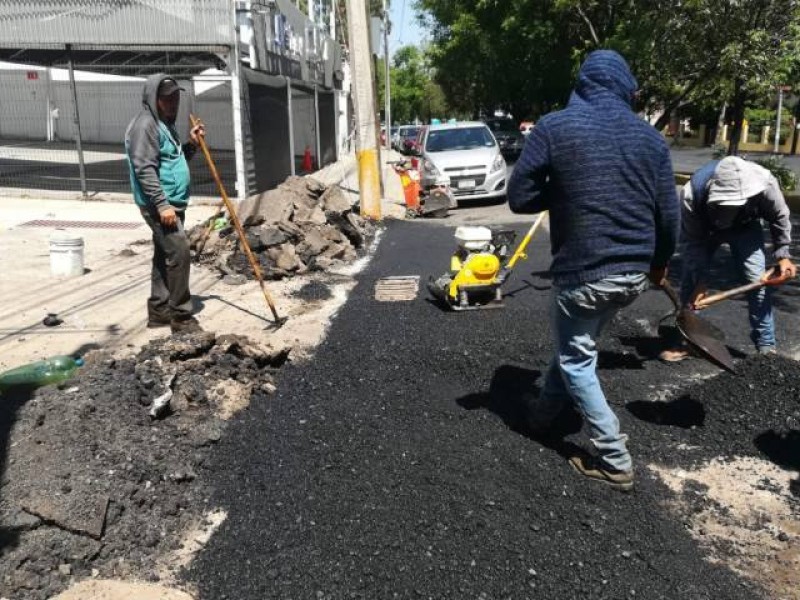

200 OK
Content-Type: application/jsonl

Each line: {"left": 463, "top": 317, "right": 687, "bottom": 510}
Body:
{"left": 141, "top": 73, "right": 182, "bottom": 121}
{"left": 570, "top": 50, "right": 638, "bottom": 108}
{"left": 708, "top": 156, "right": 771, "bottom": 206}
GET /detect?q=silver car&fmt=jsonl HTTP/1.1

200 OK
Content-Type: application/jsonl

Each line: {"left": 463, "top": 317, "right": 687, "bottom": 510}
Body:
{"left": 418, "top": 122, "right": 507, "bottom": 203}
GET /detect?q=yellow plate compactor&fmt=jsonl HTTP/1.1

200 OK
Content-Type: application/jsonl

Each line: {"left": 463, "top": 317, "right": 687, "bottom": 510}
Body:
{"left": 428, "top": 212, "right": 547, "bottom": 311}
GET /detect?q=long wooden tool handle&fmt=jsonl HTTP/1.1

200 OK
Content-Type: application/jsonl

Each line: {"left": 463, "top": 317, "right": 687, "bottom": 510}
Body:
{"left": 507, "top": 211, "right": 547, "bottom": 270}
{"left": 190, "top": 114, "right": 283, "bottom": 323}
{"left": 695, "top": 270, "right": 793, "bottom": 310}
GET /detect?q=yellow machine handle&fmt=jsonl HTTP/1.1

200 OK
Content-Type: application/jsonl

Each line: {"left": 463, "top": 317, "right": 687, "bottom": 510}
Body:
{"left": 507, "top": 211, "right": 547, "bottom": 270}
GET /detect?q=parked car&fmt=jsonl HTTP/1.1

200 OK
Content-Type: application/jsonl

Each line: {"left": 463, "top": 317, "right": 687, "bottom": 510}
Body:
{"left": 417, "top": 121, "right": 507, "bottom": 204}
{"left": 397, "top": 125, "right": 422, "bottom": 153}
{"left": 484, "top": 117, "right": 525, "bottom": 158}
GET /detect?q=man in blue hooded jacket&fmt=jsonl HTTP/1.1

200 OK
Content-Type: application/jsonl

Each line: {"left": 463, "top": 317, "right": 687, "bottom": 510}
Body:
{"left": 125, "top": 74, "right": 205, "bottom": 333}
{"left": 507, "top": 50, "right": 680, "bottom": 491}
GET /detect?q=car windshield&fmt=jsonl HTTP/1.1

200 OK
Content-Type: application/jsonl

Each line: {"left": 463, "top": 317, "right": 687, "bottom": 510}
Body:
{"left": 425, "top": 127, "right": 496, "bottom": 152}
{"left": 400, "top": 127, "right": 419, "bottom": 139}
{"left": 486, "top": 120, "right": 518, "bottom": 134}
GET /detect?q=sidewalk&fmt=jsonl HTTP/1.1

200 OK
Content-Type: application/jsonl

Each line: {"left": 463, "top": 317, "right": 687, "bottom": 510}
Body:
{"left": 0, "top": 153, "right": 384, "bottom": 372}
{"left": 671, "top": 146, "right": 800, "bottom": 177}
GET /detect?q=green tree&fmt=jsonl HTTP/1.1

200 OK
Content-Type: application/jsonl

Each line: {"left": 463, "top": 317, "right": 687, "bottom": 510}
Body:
{"left": 418, "top": 0, "right": 800, "bottom": 155}
{"left": 377, "top": 44, "right": 452, "bottom": 123}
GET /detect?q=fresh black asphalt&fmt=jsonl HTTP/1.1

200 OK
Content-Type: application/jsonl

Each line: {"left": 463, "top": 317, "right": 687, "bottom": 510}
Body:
{"left": 190, "top": 219, "right": 800, "bottom": 599}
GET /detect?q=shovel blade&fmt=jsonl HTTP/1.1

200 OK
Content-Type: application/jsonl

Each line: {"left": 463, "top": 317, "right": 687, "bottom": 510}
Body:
{"left": 677, "top": 310, "right": 736, "bottom": 373}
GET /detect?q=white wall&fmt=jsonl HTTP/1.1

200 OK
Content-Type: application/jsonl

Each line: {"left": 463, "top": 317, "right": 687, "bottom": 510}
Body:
{"left": 0, "top": 70, "right": 235, "bottom": 151}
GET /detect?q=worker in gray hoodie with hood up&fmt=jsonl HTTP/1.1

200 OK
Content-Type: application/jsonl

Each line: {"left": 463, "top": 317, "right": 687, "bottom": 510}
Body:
{"left": 125, "top": 73, "right": 205, "bottom": 333}
{"left": 661, "top": 156, "right": 797, "bottom": 362}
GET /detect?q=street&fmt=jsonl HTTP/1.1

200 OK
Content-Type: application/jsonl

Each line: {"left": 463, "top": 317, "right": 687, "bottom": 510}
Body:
{"left": 189, "top": 219, "right": 800, "bottom": 599}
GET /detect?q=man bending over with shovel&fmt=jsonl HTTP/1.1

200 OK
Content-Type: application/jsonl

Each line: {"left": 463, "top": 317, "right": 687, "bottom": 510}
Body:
{"left": 660, "top": 156, "right": 797, "bottom": 362}
{"left": 508, "top": 50, "right": 680, "bottom": 492}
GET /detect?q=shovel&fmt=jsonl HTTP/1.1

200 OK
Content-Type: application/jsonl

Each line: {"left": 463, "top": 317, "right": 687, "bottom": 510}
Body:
{"left": 190, "top": 114, "right": 287, "bottom": 329}
{"left": 660, "top": 281, "right": 736, "bottom": 372}
{"left": 660, "top": 268, "right": 793, "bottom": 373}
{"left": 693, "top": 267, "right": 793, "bottom": 311}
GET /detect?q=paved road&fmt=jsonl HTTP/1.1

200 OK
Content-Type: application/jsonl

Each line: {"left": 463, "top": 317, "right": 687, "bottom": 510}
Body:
{"left": 189, "top": 219, "right": 800, "bottom": 599}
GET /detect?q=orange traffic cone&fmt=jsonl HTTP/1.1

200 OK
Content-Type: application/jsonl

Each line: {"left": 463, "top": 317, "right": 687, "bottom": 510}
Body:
{"left": 301, "top": 146, "right": 313, "bottom": 173}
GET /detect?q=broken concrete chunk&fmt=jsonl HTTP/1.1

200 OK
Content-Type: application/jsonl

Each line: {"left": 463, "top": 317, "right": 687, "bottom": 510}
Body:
{"left": 296, "top": 228, "right": 330, "bottom": 260}
{"left": 320, "top": 185, "right": 352, "bottom": 213}
{"left": 260, "top": 226, "right": 289, "bottom": 247}
{"left": 149, "top": 370, "right": 176, "bottom": 419}
{"left": 242, "top": 228, "right": 265, "bottom": 252}
{"left": 255, "top": 189, "right": 294, "bottom": 225}
{"left": 304, "top": 176, "right": 326, "bottom": 197}
{"left": 215, "top": 333, "right": 291, "bottom": 367}
{"left": 159, "top": 332, "right": 216, "bottom": 360}
{"left": 275, "top": 243, "right": 303, "bottom": 272}
{"left": 22, "top": 495, "right": 109, "bottom": 540}
{"left": 322, "top": 243, "right": 348, "bottom": 260}
{"left": 319, "top": 224, "right": 347, "bottom": 244}
{"left": 290, "top": 191, "right": 317, "bottom": 211}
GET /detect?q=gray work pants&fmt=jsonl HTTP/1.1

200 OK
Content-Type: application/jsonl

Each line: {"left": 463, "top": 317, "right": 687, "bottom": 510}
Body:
{"left": 141, "top": 208, "right": 192, "bottom": 321}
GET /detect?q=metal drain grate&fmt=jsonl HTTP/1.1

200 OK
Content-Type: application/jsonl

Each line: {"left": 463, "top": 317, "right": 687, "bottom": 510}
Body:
{"left": 374, "top": 276, "right": 420, "bottom": 302}
{"left": 19, "top": 220, "right": 143, "bottom": 230}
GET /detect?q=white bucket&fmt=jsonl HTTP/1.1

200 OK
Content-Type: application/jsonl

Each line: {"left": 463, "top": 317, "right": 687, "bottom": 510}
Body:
{"left": 50, "top": 231, "right": 85, "bottom": 278}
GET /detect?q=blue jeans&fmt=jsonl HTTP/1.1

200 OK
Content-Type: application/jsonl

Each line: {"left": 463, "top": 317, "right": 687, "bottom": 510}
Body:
{"left": 680, "top": 222, "right": 775, "bottom": 349}
{"left": 534, "top": 273, "right": 649, "bottom": 472}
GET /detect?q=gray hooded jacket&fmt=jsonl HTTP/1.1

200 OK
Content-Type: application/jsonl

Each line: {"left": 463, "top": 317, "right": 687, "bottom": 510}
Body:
{"left": 124, "top": 73, "right": 196, "bottom": 214}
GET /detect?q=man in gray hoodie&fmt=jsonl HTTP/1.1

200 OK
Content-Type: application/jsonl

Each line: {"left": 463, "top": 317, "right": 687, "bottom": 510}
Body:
{"left": 125, "top": 74, "right": 205, "bottom": 333}
{"left": 661, "top": 156, "right": 796, "bottom": 361}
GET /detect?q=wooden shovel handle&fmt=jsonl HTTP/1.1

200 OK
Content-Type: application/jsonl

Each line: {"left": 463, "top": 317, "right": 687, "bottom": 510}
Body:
{"left": 694, "top": 268, "right": 793, "bottom": 310}
{"left": 190, "top": 114, "right": 283, "bottom": 324}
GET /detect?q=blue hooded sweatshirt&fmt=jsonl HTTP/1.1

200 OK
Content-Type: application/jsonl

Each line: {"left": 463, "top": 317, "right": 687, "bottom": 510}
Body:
{"left": 507, "top": 50, "right": 679, "bottom": 286}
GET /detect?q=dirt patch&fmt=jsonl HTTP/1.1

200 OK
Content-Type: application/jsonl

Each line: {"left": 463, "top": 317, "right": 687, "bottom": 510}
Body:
{"left": 652, "top": 457, "right": 800, "bottom": 599}
{"left": 292, "top": 280, "right": 333, "bottom": 302}
{"left": 51, "top": 579, "right": 194, "bottom": 600}
{"left": 0, "top": 332, "right": 288, "bottom": 600}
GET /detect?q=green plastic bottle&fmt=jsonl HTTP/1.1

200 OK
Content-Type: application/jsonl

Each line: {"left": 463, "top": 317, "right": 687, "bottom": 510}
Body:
{"left": 0, "top": 355, "right": 84, "bottom": 392}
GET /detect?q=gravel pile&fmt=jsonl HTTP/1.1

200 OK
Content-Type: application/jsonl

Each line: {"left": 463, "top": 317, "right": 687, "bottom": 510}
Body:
{"left": 0, "top": 333, "right": 289, "bottom": 600}
{"left": 191, "top": 176, "right": 375, "bottom": 281}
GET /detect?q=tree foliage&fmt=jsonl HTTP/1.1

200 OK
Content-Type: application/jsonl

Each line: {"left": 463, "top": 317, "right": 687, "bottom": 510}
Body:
{"left": 417, "top": 0, "right": 800, "bottom": 146}
{"left": 377, "top": 45, "right": 451, "bottom": 123}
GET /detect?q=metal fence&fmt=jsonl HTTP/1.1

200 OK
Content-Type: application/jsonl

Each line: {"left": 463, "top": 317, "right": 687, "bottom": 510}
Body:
{"left": 0, "top": 0, "right": 233, "bottom": 47}
{"left": 0, "top": 64, "right": 235, "bottom": 198}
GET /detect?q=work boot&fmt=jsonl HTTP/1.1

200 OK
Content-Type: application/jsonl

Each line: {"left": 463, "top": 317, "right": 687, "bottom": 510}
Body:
{"left": 147, "top": 314, "right": 172, "bottom": 329}
{"left": 171, "top": 316, "right": 203, "bottom": 334}
{"left": 569, "top": 454, "right": 634, "bottom": 492}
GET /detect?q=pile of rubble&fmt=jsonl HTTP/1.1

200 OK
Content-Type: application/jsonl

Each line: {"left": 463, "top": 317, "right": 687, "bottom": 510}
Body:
{"left": 0, "top": 333, "right": 289, "bottom": 600}
{"left": 192, "top": 176, "right": 376, "bottom": 281}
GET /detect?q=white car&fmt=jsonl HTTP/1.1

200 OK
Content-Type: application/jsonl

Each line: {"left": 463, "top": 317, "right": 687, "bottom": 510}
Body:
{"left": 417, "top": 122, "right": 507, "bottom": 203}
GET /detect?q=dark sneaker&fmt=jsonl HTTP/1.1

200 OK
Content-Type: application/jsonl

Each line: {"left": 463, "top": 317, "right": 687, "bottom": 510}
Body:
{"left": 171, "top": 316, "right": 204, "bottom": 334}
{"left": 569, "top": 454, "right": 634, "bottom": 492}
{"left": 147, "top": 315, "right": 172, "bottom": 329}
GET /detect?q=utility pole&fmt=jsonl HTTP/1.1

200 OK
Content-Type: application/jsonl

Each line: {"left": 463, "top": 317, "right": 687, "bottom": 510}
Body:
{"left": 66, "top": 44, "right": 88, "bottom": 200}
{"left": 382, "top": 0, "right": 391, "bottom": 150}
{"left": 774, "top": 85, "right": 786, "bottom": 154}
{"left": 345, "top": 0, "right": 382, "bottom": 219}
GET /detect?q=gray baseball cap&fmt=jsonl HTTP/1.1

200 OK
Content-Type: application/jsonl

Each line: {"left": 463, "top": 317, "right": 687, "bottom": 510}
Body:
{"left": 158, "top": 78, "right": 185, "bottom": 97}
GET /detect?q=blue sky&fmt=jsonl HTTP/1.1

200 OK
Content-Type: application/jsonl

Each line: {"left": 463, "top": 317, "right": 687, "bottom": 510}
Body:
{"left": 389, "top": 0, "right": 426, "bottom": 56}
